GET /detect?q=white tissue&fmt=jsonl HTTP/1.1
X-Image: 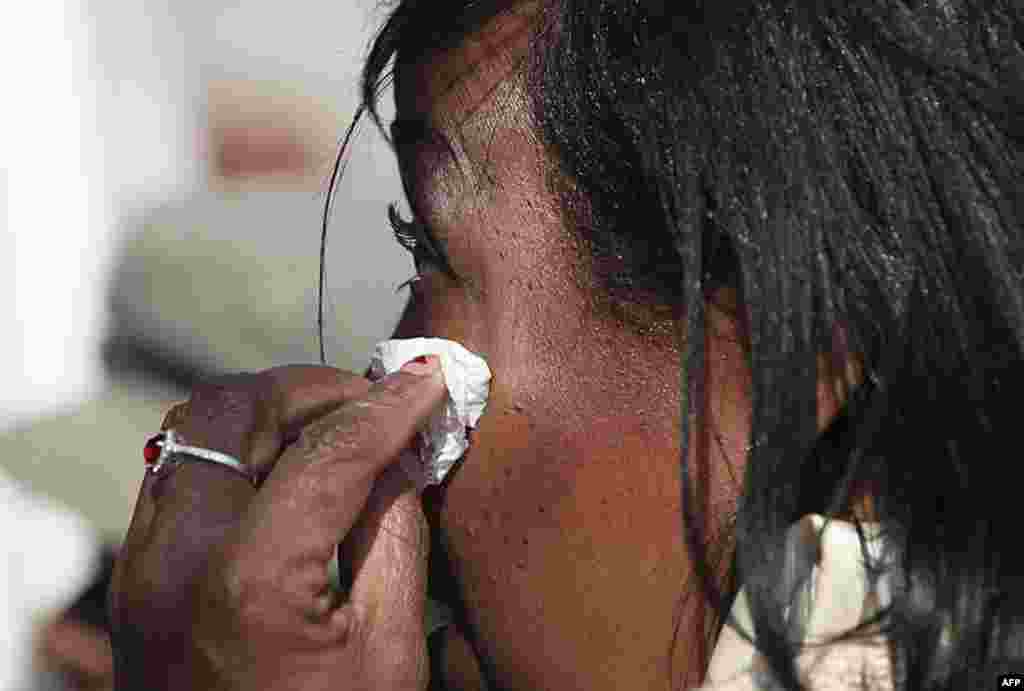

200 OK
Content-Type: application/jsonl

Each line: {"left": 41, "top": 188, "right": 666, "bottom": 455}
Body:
{"left": 369, "top": 338, "right": 491, "bottom": 489}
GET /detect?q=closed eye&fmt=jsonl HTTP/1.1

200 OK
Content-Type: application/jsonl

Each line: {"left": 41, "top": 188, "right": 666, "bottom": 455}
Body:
{"left": 387, "top": 203, "right": 455, "bottom": 274}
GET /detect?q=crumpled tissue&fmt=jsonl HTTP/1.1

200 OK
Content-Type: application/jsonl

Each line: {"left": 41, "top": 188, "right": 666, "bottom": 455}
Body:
{"left": 369, "top": 338, "right": 491, "bottom": 489}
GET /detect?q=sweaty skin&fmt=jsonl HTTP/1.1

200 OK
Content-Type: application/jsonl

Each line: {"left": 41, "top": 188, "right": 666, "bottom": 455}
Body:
{"left": 390, "top": 8, "right": 750, "bottom": 690}
{"left": 388, "top": 5, "right": 861, "bottom": 688}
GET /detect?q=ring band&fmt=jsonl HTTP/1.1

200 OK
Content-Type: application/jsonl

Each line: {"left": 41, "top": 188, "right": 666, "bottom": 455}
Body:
{"left": 144, "top": 429, "right": 260, "bottom": 487}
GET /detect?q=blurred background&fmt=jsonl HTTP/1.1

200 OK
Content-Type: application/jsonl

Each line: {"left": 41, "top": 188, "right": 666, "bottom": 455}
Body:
{"left": 1, "top": 1, "right": 412, "bottom": 688}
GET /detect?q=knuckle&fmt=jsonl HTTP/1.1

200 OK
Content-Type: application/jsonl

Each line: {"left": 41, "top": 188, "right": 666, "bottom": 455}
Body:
{"left": 294, "top": 412, "right": 372, "bottom": 460}
{"left": 372, "top": 372, "right": 424, "bottom": 403}
{"left": 183, "top": 372, "right": 279, "bottom": 425}
{"left": 191, "top": 377, "right": 255, "bottom": 414}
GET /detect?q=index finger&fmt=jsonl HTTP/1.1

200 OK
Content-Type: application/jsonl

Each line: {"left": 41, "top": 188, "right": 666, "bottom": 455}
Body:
{"left": 239, "top": 358, "right": 446, "bottom": 567}
{"left": 265, "top": 365, "right": 374, "bottom": 440}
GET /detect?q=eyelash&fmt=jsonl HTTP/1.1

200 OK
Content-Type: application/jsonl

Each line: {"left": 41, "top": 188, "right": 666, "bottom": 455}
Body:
{"left": 388, "top": 203, "right": 451, "bottom": 291}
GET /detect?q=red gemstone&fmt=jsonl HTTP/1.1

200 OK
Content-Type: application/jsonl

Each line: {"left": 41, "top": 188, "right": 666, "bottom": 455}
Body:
{"left": 144, "top": 434, "right": 165, "bottom": 465}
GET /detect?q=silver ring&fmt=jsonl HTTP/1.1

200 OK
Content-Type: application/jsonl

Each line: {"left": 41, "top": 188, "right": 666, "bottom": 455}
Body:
{"left": 145, "top": 429, "right": 259, "bottom": 487}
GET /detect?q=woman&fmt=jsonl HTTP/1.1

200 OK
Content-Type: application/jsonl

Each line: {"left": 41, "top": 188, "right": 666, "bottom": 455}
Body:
{"left": 110, "top": 0, "right": 1024, "bottom": 689}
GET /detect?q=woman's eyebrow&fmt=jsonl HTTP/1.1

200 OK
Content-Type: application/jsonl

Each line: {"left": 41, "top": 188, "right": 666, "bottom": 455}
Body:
{"left": 390, "top": 116, "right": 468, "bottom": 217}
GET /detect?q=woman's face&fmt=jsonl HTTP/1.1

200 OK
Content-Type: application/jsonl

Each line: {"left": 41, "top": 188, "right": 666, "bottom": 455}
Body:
{"left": 389, "top": 8, "right": 752, "bottom": 690}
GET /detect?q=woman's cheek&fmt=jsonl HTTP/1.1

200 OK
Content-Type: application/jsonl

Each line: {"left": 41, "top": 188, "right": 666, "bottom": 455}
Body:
{"left": 413, "top": 277, "right": 490, "bottom": 348}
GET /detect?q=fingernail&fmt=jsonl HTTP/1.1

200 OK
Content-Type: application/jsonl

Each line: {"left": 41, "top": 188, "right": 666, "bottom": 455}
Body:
{"left": 400, "top": 354, "right": 441, "bottom": 376}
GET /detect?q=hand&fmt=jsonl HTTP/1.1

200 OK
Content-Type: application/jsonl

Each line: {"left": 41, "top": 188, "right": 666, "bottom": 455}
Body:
{"left": 38, "top": 613, "right": 114, "bottom": 691}
{"left": 109, "top": 361, "right": 446, "bottom": 691}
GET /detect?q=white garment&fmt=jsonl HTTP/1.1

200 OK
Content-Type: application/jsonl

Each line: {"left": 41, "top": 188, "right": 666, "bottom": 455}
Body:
{"left": 0, "top": 469, "right": 98, "bottom": 691}
{"left": 698, "top": 515, "right": 895, "bottom": 690}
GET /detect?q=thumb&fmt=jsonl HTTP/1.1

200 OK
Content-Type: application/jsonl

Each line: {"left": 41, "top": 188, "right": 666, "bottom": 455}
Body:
{"left": 338, "top": 462, "right": 430, "bottom": 679}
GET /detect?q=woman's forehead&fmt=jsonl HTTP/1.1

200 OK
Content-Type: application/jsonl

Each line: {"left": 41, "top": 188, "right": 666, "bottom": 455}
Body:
{"left": 394, "top": 5, "right": 535, "bottom": 130}
{"left": 392, "top": 6, "right": 541, "bottom": 204}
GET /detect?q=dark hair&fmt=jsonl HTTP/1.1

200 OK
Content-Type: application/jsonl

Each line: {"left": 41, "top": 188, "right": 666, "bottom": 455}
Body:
{"left": 322, "top": 0, "right": 1024, "bottom": 688}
